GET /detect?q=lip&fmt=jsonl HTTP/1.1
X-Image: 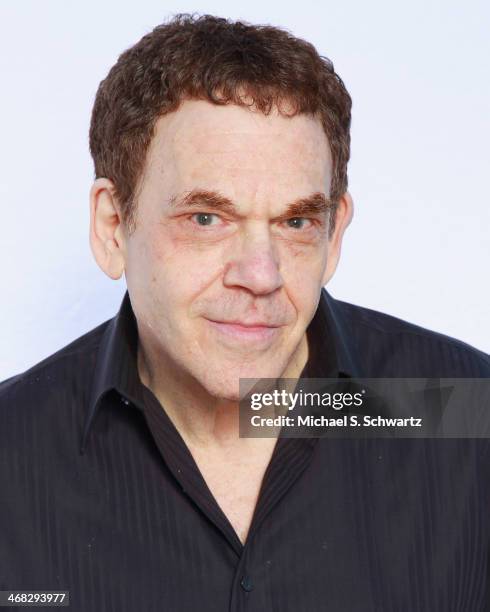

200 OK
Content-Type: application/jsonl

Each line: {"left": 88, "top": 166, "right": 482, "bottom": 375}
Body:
{"left": 205, "top": 318, "right": 282, "bottom": 343}
{"left": 209, "top": 318, "right": 281, "bottom": 328}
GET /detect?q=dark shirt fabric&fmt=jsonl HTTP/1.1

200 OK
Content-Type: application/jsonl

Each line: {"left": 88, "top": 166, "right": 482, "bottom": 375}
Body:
{"left": 1, "top": 289, "right": 489, "bottom": 612}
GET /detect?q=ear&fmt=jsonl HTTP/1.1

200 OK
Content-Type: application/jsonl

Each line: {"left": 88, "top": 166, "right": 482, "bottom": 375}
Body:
{"left": 89, "top": 178, "right": 126, "bottom": 280}
{"left": 321, "top": 191, "right": 354, "bottom": 286}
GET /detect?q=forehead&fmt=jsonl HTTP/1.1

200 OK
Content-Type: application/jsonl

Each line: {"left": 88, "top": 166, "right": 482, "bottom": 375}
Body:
{"left": 142, "top": 100, "right": 332, "bottom": 207}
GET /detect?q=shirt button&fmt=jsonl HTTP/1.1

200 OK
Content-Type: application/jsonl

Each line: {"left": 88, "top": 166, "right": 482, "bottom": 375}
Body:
{"left": 240, "top": 575, "right": 254, "bottom": 592}
{"left": 120, "top": 396, "right": 130, "bottom": 406}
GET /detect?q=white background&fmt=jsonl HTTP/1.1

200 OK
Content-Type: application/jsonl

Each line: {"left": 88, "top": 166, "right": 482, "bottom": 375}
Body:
{"left": 1, "top": 0, "right": 489, "bottom": 380}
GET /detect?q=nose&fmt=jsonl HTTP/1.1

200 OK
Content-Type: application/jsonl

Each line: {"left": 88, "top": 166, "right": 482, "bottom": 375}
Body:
{"left": 223, "top": 225, "right": 283, "bottom": 296}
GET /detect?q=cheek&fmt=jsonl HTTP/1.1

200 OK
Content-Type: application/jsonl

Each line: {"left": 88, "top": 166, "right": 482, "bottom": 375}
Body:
{"left": 148, "top": 227, "right": 226, "bottom": 299}
{"left": 278, "top": 245, "right": 327, "bottom": 318}
{"left": 278, "top": 241, "right": 327, "bottom": 286}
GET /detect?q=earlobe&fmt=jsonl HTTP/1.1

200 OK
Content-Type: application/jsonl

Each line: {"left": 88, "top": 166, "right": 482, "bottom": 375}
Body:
{"left": 89, "top": 178, "right": 126, "bottom": 280}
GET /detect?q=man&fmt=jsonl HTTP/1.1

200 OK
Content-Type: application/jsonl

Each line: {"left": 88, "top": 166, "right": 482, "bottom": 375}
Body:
{"left": 1, "top": 14, "right": 489, "bottom": 612}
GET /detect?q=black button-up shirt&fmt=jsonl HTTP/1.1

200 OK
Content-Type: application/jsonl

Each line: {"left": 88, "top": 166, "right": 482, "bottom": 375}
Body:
{"left": 1, "top": 289, "right": 489, "bottom": 611}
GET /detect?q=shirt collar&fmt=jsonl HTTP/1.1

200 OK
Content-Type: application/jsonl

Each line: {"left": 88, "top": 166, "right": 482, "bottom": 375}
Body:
{"left": 80, "top": 291, "right": 144, "bottom": 454}
{"left": 319, "top": 288, "right": 363, "bottom": 378}
{"left": 80, "top": 287, "right": 362, "bottom": 454}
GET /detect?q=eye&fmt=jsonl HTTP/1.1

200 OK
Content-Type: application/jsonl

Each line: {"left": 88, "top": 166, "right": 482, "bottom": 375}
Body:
{"left": 191, "top": 213, "right": 221, "bottom": 226}
{"left": 285, "top": 217, "right": 312, "bottom": 230}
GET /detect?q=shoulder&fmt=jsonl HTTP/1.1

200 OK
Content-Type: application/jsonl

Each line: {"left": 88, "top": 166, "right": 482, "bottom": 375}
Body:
{"left": 331, "top": 296, "right": 490, "bottom": 377}
{"left": 0, "top": 319, "right": 110, "bottom": 418}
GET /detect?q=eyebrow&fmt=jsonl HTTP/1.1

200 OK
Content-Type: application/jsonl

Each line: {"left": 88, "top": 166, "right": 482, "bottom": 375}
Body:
{"left": 168, "top": 189, "right": 334, "bottom": 219}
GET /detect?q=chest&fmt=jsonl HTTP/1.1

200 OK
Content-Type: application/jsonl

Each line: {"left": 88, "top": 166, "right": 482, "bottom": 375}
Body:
{"left": 188, "top": 443, "right": 276, "bottom": 544}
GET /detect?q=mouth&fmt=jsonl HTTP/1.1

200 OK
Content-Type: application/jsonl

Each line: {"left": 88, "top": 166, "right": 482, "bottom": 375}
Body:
{"left": 205, "top": 318, "right": 282, "bottom": 343}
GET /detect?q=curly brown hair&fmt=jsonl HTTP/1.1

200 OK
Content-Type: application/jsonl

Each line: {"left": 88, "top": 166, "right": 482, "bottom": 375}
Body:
{"left": 89, "top": 13, "right": 352, "bottom": 234}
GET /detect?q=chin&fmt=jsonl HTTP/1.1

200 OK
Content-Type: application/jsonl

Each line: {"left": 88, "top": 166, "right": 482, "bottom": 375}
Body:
{"left": 198, "top": 362, "right": 287, "bottom": 402}
{"left": 200, "top": 378, "right": 242, "bottom": 402}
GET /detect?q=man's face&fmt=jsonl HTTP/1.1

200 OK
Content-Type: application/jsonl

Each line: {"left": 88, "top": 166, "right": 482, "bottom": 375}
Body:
{"left": 122, "top": 100, "right": 337, "bottom": 400}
